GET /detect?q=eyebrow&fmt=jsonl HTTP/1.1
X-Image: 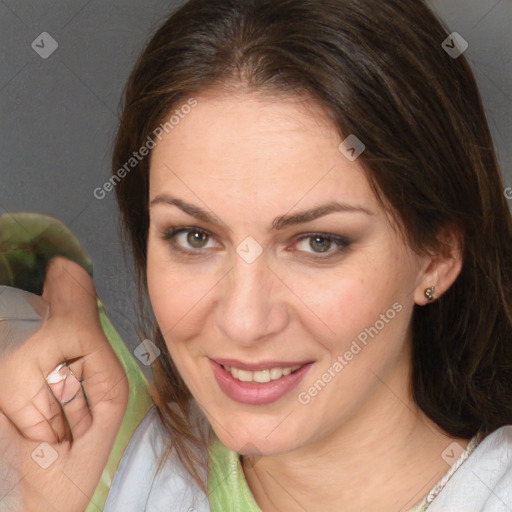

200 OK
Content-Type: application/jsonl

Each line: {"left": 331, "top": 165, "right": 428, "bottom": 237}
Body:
{"left": 149, "top": 194, "right": 375, "bottom": 231}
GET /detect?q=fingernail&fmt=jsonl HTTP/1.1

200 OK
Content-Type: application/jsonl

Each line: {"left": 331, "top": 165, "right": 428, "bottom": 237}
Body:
{"left": 47, "top": 372, "right": 65, "bottom": 384}
{"left": 46, "top": 363, "right": 67, "bottom": 384}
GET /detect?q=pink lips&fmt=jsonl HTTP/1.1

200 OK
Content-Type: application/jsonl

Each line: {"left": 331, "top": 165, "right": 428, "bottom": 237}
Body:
{"left": 211, "top": 358, "right": 313, "bottom": 371}
{"left": 210, "top": 359, "right": 313, "bottom": 405}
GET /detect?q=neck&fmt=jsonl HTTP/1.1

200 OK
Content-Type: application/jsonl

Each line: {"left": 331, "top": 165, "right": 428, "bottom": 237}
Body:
{"left": 242, "top": 358, "right": 470, "bottom": 512}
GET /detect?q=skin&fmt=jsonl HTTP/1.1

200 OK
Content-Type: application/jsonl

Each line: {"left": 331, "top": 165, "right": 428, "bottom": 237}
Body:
{"left": 0, "top": 258, "right": 128, "bottom": 512}
{"left": 147, "top": 89, "right": 467, "bottom": 511}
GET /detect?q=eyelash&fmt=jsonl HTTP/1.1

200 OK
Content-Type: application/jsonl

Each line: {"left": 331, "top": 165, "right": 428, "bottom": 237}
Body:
{"left": 160, "top": 226, "right": 350, "bottom": 260}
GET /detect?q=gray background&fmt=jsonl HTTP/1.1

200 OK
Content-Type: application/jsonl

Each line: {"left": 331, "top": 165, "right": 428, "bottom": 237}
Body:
{"left": 1, "top": 0, "right": 511, "bottom": 379}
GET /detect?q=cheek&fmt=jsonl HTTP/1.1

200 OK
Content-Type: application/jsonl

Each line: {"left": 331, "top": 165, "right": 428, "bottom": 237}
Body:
{"left": 286, "top": 257, "right": 412, "bottom": 397}
{"left": 286, "top": 259, "right": 402, "bottom": 345}
{"left": 146, "top": 239, "right": 215, "bottom": 345}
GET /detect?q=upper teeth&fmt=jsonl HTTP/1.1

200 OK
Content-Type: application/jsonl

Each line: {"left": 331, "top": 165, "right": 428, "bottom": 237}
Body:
{"left": 223, "top": 365, "right": 302, "bottom": 383}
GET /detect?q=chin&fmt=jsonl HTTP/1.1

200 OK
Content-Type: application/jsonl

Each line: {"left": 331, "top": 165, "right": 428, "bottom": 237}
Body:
{"left": 212, "top": 417, "right": 303, "bottom": 457}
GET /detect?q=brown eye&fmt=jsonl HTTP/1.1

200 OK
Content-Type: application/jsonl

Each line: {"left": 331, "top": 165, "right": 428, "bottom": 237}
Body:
{"left": 187, "top": 230, "right": 209, "bottom": 248}
{"left": 294, "top": 233, "right": 350, "bottom": 258}
{"left": 309, "top": 235, "right": 332, "bottom": 253}
{"left": 161, "top": 226, "right": 219, "bottom": 256}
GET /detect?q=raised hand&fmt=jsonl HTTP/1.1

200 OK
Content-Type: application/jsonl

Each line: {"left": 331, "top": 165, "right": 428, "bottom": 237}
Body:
{"left": 0, "top": 257, "right": 129, "bottom": 512}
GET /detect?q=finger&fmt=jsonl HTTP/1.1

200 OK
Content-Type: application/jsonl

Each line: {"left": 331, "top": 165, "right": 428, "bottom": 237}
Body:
{"left": 0, "top": 258, "right": 111, "bottom": 448}
{"left": 29, "top": 380, "right": 71, "bottom": 444}
{"left": 46, "top": 361, "right": 92, "bottom": 442}
{"left": 39, "top": 257, "right": 107, "bottom": 370}
{"left": 2, "top": 369, "right": 68, "bottom": 445}
{"left": 41, "top": 257, "right": 98, "bottom": 321}
{"left": 78, "top": 349, "right": 129, "bottom": 441}
{"left": 39, "top": 257, "right": 128, "bottom": 439}
{"left": 7, "top": 360, "right": 89, "bottom": 445}
{"left": 46, "top": 363, "right": 81, "bottom": 404}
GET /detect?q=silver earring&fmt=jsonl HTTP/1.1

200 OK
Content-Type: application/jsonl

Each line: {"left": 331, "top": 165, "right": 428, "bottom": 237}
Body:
{"left": 424, "top": 285, "right": 435, "bottom": 302}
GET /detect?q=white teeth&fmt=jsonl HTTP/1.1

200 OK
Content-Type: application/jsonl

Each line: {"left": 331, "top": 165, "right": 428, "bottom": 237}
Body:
{"left": 269, "top": 367, "right": 283, "bottom": 380}
{"left": 253, "top": 370, "right": 271, "bottom": 383}
{"left": 238, "top": 369, "right": 253, "bottom": 382}
{"left": 223, "top": 364, "right": 302, "bottom": 382}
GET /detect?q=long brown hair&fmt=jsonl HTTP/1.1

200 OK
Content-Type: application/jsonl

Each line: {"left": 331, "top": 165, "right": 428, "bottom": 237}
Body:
{"left": 112, "top": 0, "right": 512, "bottom": 490}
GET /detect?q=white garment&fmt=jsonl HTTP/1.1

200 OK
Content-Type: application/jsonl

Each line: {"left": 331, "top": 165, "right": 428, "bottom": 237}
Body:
{"left": 103, "top": 406, "right": 210, "bottom": 512}
{"left": 426, "top": 424, "right": 512, "bottom": 512}
{"left": 104, "top": 406, "right": 512, "bottom": 511}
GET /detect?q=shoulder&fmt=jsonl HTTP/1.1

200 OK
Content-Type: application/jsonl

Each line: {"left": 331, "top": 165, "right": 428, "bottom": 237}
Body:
{"left": 104, "top": 405, "right": 211, "bottom": 512}
{"left": 429, "top": 425, "right": 512, "bottom": 512}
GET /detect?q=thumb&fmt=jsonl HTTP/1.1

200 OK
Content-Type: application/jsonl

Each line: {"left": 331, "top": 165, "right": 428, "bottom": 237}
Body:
{"left": 36, "top": 257, "right": 125, "bottom": 441}
{"left": 41, "top": 256, "right": 98, "bottom": 322}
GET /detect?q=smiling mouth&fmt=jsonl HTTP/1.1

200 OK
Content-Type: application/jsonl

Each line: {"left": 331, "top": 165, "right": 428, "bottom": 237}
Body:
{"left": 221, "top": 364, "right": 304, "bottom": 383}
{"left": 211, "top": 360, "right": 314, "bottom": 405}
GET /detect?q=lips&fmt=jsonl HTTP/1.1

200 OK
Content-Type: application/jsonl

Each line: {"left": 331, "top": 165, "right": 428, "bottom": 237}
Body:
{"left": 211, "top": 358, "right": 313, "bottom": 372}
{"left": 210, "top": 358, "right": 314, "bottom": 405}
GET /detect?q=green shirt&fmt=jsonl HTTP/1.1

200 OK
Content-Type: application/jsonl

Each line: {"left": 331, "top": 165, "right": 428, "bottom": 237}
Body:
{"left": 208, "top": 429, "right": 429, "bottom": 512}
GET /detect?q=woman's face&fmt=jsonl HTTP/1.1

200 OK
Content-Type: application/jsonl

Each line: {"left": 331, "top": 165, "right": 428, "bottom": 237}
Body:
{"left": 147, "top": 90, "right": 430, "bottom": 455}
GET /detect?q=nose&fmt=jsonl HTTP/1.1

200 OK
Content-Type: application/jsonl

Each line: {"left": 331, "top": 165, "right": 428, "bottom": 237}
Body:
{"left": 213, "top": 250, "right": 289, "bottom": 347}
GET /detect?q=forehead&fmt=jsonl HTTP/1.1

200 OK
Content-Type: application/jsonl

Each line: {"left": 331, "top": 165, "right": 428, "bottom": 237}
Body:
{"left": 148, "top": 91, "right": 377, "bottom": 214}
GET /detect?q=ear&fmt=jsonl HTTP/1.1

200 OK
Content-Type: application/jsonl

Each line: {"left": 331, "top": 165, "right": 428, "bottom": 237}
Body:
{"left": 414, "top": 223, "right": 463, "bottom": 306}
